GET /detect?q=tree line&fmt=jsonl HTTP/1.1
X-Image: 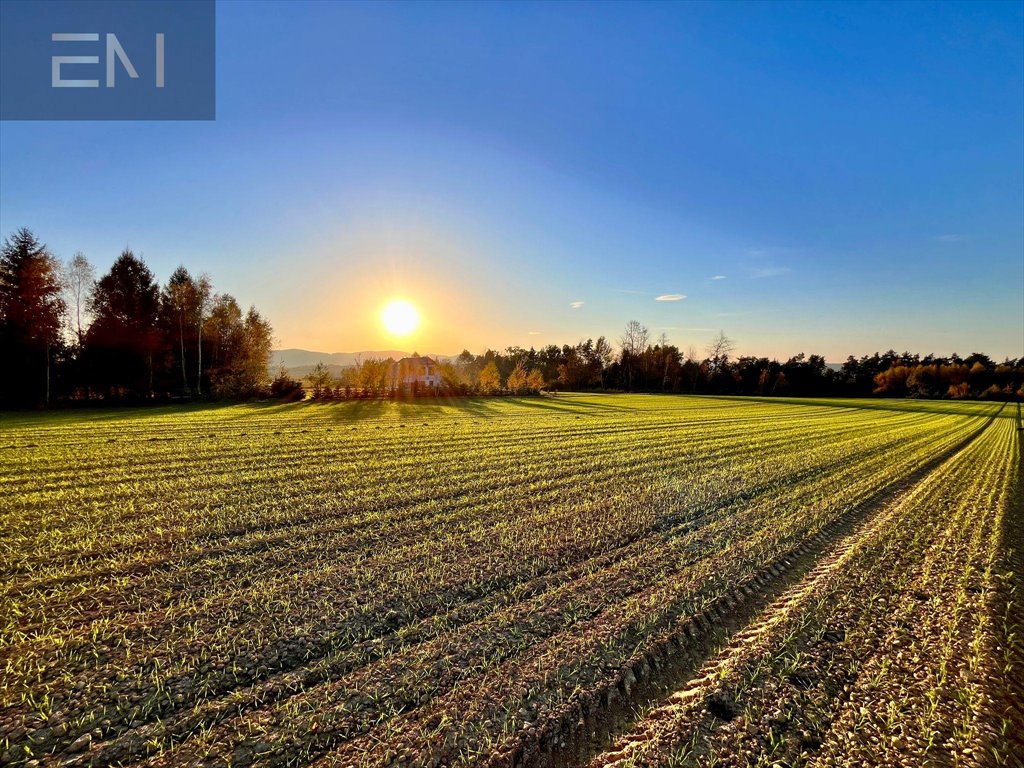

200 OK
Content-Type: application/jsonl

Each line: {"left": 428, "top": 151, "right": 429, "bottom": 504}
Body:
{"left": 3, "top": 226, "right": 1020, "bottom": 407}
{"left": 0, "top": 228, "right": 274, "bottom": 407}
{"left": 301, "top": 321, "right": 1023, "bottom": 402}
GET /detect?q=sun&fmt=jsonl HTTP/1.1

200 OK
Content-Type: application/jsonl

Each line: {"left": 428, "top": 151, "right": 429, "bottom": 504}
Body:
{"left": 381, "top": 299, "right": 420, "bottom": 336}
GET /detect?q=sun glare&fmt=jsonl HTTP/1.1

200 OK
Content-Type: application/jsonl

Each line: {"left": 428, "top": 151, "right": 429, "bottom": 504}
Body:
{"left": 381, "top": 299, "right": 420, "bottom": 336}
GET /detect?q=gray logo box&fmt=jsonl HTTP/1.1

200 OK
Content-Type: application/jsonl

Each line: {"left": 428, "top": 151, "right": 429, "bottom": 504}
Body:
{"left": 1, "top": 0, "right": 215, "bottom": 121}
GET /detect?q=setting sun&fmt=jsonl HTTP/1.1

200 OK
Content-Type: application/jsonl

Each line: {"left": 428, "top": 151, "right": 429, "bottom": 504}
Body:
{"left": 380, "top": 299, "right": 420, "bottom": 336}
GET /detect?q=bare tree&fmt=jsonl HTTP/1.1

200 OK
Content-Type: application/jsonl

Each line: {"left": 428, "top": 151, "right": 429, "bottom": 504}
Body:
{"left": 619, "top": 320, "right": 649, "bottom": 391}
{"left": 194, "top": 273, "right": 212, "bottom": 396}
{"left": 685, "top": 344, "right": 701, "bottom": 392}
{"left": 62, "top": 252, "right": 94, "bottom": 344}
{"left": 163, "top": 266, "right": 196, "bottom": 393}
{"left": 706, "top": 330, "right": 735, "bottom": 373}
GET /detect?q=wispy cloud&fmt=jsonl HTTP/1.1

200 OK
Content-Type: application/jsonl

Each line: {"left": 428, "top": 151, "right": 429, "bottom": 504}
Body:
{"left": 932, "top": 233, "right": 967, "bottom": 243}
{"left": 711, "top": 275, "right": 727, "bottom": 280}
{"left": 748, "top": 266, "right": 791, "bottom": 279}
{"left": 655, "top": 293, "right": 686, "bottom": 301}
{"left": 569, "top": 300, "right": 584, "bottom": 309}
{"left": 527, "top": 331, "right": 541, "bottom": 335}
{"left": 686, "top": 327, "right": 717, "bottom": 332}
{"left": 613, "top": 288, "right": 647, "bottom": 295}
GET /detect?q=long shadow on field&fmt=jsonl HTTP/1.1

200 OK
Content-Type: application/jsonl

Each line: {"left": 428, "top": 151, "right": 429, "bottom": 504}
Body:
{"left": 286, "top": 395, "right": 642, "bottom": 423}
{"left": 503, "top": 395, "right": 639, "bottom": 415}
{"left": 292, "top": 397, "right": 508, "bottom": 422}
{"left": 0, "top": 402, "right": 225, "bottom": 425}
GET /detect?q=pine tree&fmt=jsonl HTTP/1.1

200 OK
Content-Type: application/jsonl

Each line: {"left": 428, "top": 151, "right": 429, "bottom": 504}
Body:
{"left": 0, "top": 228, "right": 66, "bottom": 405}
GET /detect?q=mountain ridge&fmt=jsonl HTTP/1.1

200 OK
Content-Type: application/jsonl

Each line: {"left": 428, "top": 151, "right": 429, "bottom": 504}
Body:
{"left": 270, "top": 348, "right": 455, "bottom": 371}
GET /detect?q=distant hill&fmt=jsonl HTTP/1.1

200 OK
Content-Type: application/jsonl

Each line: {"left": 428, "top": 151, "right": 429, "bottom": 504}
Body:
{"left": 270, "top": 348, "right": 454, "bottom": 376}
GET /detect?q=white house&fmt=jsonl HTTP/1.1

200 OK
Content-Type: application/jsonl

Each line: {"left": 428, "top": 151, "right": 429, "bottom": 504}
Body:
{"left": 392, "top": 355, "right": 441, "bottom": 388}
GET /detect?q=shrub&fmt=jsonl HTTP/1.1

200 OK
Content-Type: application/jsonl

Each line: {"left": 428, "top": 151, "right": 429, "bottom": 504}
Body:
{"left": 270, "top": 368, "right": 305, "bottom": 401}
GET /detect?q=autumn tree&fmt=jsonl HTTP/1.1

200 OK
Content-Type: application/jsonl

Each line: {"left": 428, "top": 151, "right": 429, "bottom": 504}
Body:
{"left": 352, "top": 357, "right": 394, "bottom": 392}
{"left": 478, "top": 360, "right": 502, "bottom": 393}
{"left": 232, "top": 307, "right": 274, "bottom": 397}
{"left": 526, "top": 368, "right": 546, "bottom": 392}
{"left": 0, "top": 228, "right": 66, "bottom": 405}
{"left": 506, "top": 360, "right": 529, "bottom": 394}
{"left": 204, "top": 293, "right": 243, "bottom": 375}
{"left": 438, "top": 359, "right": 472, "bottom": 390}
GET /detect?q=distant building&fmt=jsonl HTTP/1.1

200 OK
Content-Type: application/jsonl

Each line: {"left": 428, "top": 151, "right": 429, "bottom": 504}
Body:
{"left": 393, "top": 355, "right": 441, "bottom": 389}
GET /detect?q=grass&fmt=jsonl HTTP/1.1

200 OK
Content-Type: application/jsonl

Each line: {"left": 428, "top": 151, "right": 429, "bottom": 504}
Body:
{"left": 0, "top": 394, "right": 1017, "bottom": 767}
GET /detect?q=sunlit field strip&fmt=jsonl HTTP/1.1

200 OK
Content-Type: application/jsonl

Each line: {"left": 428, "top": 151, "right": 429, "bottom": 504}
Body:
{"left": 2, "top": 415, "right": 958, "bottom": 614}
{"left": 587, "top": 409, "right": 1017, "bottom": 768}
{"left": 94, "top": 409, "right": 991, "bottom": 765}
{"left": 1, "top": 402, "right": 980, "bottom": 576}
{"left": 811, "top": 414, "right": 1020, "bottom": 767}
{"left": 314, "top": 410, "right": 1005, "bottom": 767}
{"left": 0, "top": 402, "right": 927, "bottom": 514}
{"left": 2, "top": 404, "right": 985, "bottom": 640}
{"left": 4, "top": 409, "right": 972, "bottom": 730}
{"left": 0, "top": 397, "right": 1003, "bottom": 768}
{"left": 2, "top": 404, "right": 956, "bottom": 596}
{"left": 0, "top": 403, "right": 958, "bottom": 512}
{"left": 0, "top": 397, "right": 957, "bottom": 486}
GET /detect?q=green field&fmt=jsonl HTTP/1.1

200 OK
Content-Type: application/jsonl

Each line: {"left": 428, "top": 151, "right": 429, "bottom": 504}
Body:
{"left": 1, "top": 395, "right": 1021, "bottom": 767}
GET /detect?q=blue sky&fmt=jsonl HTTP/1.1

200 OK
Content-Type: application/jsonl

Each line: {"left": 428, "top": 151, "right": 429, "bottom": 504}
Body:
{"left": 1, "top": 0, "right": 1022, "bottom": 359}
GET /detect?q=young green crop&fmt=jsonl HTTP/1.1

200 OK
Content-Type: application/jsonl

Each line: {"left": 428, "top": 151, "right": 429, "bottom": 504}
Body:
{"left": 0, "top": 394, "right": 1015, "bottom": 768}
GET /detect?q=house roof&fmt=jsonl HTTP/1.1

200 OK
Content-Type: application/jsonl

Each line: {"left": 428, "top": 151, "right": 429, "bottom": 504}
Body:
{"left": 396, "top": 356, "right": 436, "bottom": 365}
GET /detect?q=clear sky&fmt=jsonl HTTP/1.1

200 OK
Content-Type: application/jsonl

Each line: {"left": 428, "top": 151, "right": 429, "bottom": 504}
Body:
{"left": 1, "top": 0, "right": 1022, "bottom": 360}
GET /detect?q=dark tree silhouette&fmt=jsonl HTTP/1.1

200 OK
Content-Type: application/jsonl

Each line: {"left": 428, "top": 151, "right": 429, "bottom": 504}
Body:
{"left": 84, "top": 250, "right": 161, "bottom": 397}
{"left": 0, "top": 228, "right": 66, "bottom": 405}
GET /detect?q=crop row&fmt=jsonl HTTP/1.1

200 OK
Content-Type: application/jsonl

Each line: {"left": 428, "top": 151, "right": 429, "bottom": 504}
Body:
{"left": 588, "top": 406, "right": 1019, "bottom": 767}
{"left": 0, "top": 396, "right": 1006, "bottom": 766}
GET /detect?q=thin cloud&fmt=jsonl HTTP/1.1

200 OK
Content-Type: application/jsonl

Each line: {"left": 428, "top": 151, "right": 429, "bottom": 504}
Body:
{"left": 711, "top": 275, "right": 727, "bottom": 280}
{"left": 685, "top": 327, "right": 717, "bottom": 332}
{"left": 569, "top": 301, "right": 584, "bottom": 309}
{"left": 655, "top": 294, "right": 686, "bottom": 301}
{"left": 749, "top": 266, "right": 791, "bottom": 279}
{"left": 527, "top": 331, "right": 541, "bottom": 335}
{"left": 932, "top": 234, "right": 967, "bottom": 242}
{"left": 613, "top": 288, "right": 647, "bottom": 295}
